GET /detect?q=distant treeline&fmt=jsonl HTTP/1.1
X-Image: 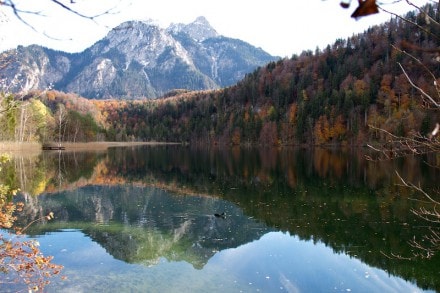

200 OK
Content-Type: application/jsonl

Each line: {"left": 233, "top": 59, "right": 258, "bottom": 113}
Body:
{"left": 1, "top": 4, "right": 438, "bottom": 146}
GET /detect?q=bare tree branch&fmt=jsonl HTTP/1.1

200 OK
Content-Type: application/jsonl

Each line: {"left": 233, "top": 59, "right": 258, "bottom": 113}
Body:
{"left": 393, "top": 43, "right": 440, "bottom": 92}
{"left": 379, "top": 1, "right": 440, "bottom": 42}
{"left": 367, "top": 125, "right": 440, "bottom": 160}
{"left": 397, "top": 62, "right": 440, "bottom": 108}
{"left": 0, "top": 0, "right": 43, "bottom": 33}
{"left": 396, "top": 171, "right": 440, "bottom": 204}
{"left": 0, "top": 0, "right": 121, "bottom": 35}
{"left": 394, "top": 170, "right": 440, "bottom": 259}
{"left": 49, "top": 0, "right": 119, "bottom": 23}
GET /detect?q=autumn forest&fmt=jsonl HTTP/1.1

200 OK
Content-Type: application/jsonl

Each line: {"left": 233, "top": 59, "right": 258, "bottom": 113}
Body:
{"left": 1, "top": 5, "right": 439, "bottom": 147}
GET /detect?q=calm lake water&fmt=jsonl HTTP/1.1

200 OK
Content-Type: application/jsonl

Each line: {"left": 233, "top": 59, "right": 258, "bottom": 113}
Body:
{"left": 2, "top": 146, "right": 440, "bottom": 292}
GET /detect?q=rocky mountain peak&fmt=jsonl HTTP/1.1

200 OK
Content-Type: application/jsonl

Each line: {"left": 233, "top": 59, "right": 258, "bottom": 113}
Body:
{"left": 1, "top": 16, "right": 278, "bottom": 99}
{"left": 167, "top": 16, "right": 219, "bottom": 41}
{"left": 95, "top": 20, "right": 184, "bottom": 68}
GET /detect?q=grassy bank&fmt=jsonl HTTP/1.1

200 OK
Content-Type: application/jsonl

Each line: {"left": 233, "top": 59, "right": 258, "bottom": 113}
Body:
{"left": 0, "top": 141, "right": 42, "bottom": 151}
{"left": 0, "top": 141, "right": 180, "bottom": 153}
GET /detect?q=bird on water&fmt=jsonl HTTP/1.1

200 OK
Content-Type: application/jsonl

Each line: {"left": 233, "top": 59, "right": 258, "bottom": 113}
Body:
{"left": 214, "top": 212, "right": 226, "bottom": 219}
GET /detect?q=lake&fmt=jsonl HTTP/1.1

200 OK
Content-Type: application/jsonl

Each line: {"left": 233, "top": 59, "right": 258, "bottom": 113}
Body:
{"left": 1, "top": 146, "right": 439, "bottom": 292}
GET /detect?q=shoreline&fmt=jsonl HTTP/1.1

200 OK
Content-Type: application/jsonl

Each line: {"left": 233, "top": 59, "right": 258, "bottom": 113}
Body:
{"left": 61, "top": 141, "right": 180, "bottom": 150}
{"left": 0, "top": 141, "right": 180, "bottom": 153}
{"left": 1, "top": 141, "right": 369, "bottom": 154}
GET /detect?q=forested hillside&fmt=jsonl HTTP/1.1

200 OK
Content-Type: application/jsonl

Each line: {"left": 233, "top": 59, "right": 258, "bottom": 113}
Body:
{"left": 1, "top": 4, "right": 439, "bottom": 146}
{"left": 101, "top": 5, "right": 440, "bottom": 146}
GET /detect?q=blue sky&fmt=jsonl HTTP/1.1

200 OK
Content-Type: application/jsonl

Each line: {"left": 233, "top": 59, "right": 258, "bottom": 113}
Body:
{"left": 0, "top": 0, "right": 430, "bottom": 57}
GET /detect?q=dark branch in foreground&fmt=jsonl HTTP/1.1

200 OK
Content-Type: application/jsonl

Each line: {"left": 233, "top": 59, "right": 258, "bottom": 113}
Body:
{"left": 0, "top": 0, "right": 120, "bottom": 35}
{"left": 366, "top": 125, "right": 440, "bottom": 161}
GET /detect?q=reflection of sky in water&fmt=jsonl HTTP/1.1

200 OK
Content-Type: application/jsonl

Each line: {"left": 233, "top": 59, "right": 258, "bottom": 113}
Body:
{"left": 210, "top": 232, "right": 430, "bottom": 293}
{"left": 33, "top": 230, "right": 430, "bottom": 293}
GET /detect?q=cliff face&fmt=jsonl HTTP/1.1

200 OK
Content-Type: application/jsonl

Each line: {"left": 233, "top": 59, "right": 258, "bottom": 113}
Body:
{"left": 0, "top": 17, "right": 278, "bottom": 99}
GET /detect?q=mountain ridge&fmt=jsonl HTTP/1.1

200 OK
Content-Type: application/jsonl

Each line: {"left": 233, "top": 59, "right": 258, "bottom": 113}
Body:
{"left": 0, "top": 17, "right": 278, "bottom": 99}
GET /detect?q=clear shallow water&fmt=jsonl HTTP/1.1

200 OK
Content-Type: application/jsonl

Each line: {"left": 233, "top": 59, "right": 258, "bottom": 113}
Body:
{"left": 2, "top": 146, "right": 439, "bottom": 292}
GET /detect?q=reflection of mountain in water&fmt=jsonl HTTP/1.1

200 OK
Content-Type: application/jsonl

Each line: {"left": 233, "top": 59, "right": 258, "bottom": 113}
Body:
{"left": 7, "top": 146, "right": 440, "bottom": 291}
{"left": 23, "top": 185, "right": 272, "bottom": 269}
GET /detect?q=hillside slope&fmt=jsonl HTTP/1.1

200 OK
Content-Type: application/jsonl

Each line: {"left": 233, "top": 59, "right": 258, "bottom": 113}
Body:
{"left": 100, "top": 5, "right": 439, "bottom": 145}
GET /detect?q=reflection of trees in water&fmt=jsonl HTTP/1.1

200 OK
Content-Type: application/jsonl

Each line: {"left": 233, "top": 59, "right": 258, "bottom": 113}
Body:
{"left": 3, "top": 146, "right": 440, "bottom": 290}
{"left": 3, "top": 150, "right": 108, "bottom": 195}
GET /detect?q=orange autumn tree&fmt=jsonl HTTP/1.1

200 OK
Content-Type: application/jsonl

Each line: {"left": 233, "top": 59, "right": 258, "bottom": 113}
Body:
{"left": 314, "top": 115, "right": 331, "bottom": 145}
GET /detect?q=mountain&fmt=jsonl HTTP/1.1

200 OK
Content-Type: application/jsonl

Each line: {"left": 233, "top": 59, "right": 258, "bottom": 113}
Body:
{"left": 0, "top": 17, "right": 278, "bottom": 99}
{"left": 23, "top": 185, "right": 272, "bottom": 269}
{"left": 94, "top": 4, "right": 439, "bottom": 145}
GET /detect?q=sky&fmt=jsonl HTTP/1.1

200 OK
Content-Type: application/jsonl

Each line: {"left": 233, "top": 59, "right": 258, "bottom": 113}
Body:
{"left": 0, "top": 0, "right": 432, "bottom": 57}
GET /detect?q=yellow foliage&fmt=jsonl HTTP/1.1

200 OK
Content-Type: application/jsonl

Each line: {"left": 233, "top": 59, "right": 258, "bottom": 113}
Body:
{"left": 0, "top": 154, "right": 64, "bottom": 290}
{"left": 32, "top": 178, "right": 49, "bottom": 196}
{"left": 244, "top": 110, "right": 250, "bottom": 122}
{"left": 314, "top": 115, "right": 331, "bottom": 144}
{"left": 354, "top": 79, "right": 367, "bottom": 96}
{"left": 287, "top": 103, "right": 297, "bottom": 124}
